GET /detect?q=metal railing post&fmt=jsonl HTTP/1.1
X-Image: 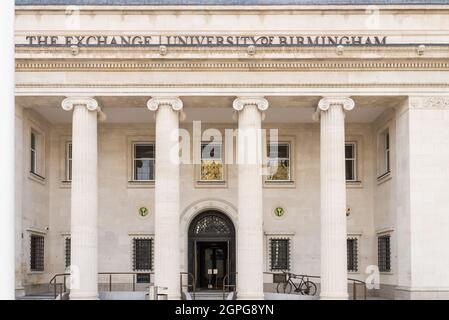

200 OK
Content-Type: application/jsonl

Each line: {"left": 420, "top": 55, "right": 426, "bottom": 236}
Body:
{"left": 109, "top": 274, "right": 112, "bottom": 292}
{"left": 353, "top": 281, "right": 356, "bottom": 300}
{"left": 133, "top": 274, "right": 136, "bottom": 292}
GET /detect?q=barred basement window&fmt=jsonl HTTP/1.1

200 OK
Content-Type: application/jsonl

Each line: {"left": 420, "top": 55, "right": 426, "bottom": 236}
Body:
{"left": 30, "top": 234, "right": 44, "bottom": 272}
{"left": 378, "top": 235, "right": 391, "bottom": 272}
{"left": 65, "top": 237, "right": 71, "bottom": 269}
{"left": 347, "top": 238, "right": 358, "bottom": 272}
{"left": 133, "top": 238, "right": 153, "bottom": 283}
{"left": 270, "top": 239, "right": 290, "bottom": 271}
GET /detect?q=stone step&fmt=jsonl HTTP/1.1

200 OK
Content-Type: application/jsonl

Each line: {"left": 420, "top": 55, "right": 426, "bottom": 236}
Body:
{"left": 17, "top": 295, "right": 56, "bottom": 301}
{"left": 194, "top": 291, "right": 226, "bottom": 300}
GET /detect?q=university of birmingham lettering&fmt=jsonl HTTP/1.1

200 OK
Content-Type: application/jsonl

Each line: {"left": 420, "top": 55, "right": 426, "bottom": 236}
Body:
{"left": 22, "top": 34, "right": 388, "bottom": 47}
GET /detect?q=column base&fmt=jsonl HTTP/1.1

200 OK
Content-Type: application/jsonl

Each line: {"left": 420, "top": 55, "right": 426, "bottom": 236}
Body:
{"left": 237, "top": 292, "right": 265, "bottom": 300}
{"left": 69, "top": 292, "right": 99, "bottom": 300}
{"left": 15, "top": 287, "right": 26, "bottom": 298}
{"left": 167, "top": 294, "right": 181, "bottom": 300}
{"left": 395, "top": 286, "right": 449, "bottom": 300}
{"left": 320, "top": 292, "right": 349, "bottom": 300}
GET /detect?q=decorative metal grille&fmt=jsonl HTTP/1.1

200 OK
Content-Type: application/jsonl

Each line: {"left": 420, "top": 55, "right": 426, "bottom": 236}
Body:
{"left": 65, "top": 237, "right": 71, "bottom": 269}
{"left": 133, "top": 238, "right": 153, "bottom": 271}
{"left": 192, "top": 215, "right": 232, "bottom": 236}
{"left": 270, "top": 238, "right": 290, "bottom": 271}
{"left": 378, "top": 235, "right": 391, "bottom": 272}
{"left": 30, "top": 234, "right": 44, "bottom": 272}
{"left": 347, "top": 238, "right": 358, "bottom": 272}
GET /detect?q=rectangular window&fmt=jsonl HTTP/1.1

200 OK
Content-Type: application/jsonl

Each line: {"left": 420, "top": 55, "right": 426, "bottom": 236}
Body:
{"left": 200, "top": 142, "right": 224, "bottom": 181}
{"left": 345, "top": 143, "right": 357, "bottom": 182}
{"left": 378, "top": 235, "right": 391, "bottom": 272}
{"left": 66, "top": 142, "right": 72, "bottom": 181}
{"left": 133, "top": 143, "right": 155, "bottom": 181}
{"left": 133, "top": 238, "right": 153, "bottom": 271}
{"left": 378, "top": 129, "right": 391, "bottom": 176}
{"left": 267, "top": 143, "right": 291, "bottom": 181}
{"left": 30, "top": 234, "right": 45, "bottom": 272}
{"left": 65, "top": 237, "right": 71, "bottom": 269}
{"left": 347, "top": 238, "right": 359, "bottom": 272}
{"left": 270, "top": 239, "right": 290, "bottom": 271}
{"left": 30, "top": 131, "right": 38, "bottom": 174}
{"left": 384, "top": 132, "right": 390, "bottom": 173}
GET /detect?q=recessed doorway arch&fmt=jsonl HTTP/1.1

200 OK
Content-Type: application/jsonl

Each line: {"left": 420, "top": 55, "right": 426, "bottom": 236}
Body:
{"left": 188, "top": 210, "right": 236, "bottom": 291}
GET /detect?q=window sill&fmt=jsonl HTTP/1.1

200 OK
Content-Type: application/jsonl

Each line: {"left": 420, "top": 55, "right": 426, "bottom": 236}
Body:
{"left": 346, "top": 180, "right": 363, "bottom": 189}
{"left": 264, "top": 180, "right": 296, "bottom": 189}
{"left": 28, "top": 172, "right": 46, "bottom": 185}
{"left": 379, "top": 271, "right": 394, "bottom": 275}
{"left": 60, "top": 181, "right": 71, "bottom": 189}
{"left": 348, "top": 271, "right": 360, "bottom": 275}
{"left": 128, "top": 181, "right": 155, "bottom": 189}
{"left": 28, "top": 271, "right": 45, "bottom": 275}
{"left": 195, "top": 180, "right": 227, "bottom": 188}
{"left": 377, "top": 171, "right": 392, "bottom": 185}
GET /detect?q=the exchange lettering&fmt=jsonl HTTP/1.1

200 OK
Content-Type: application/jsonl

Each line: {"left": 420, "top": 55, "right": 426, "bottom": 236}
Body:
{"left": 24, "top": 34, "right": 387, "bottom": 47}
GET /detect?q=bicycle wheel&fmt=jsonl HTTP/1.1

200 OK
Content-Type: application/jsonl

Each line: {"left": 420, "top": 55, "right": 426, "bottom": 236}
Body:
{"left": 300, "top": 281, "right": 317, "bottom": 296}
{"left": 277, "top": 281, "right": 293, "bottom": 294}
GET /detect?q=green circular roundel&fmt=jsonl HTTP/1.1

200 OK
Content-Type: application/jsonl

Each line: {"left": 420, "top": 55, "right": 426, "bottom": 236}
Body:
{"left": 274, "top": 207, "right": 285, "bottom": 217}
{"left": 139, "top": 207, "right": 149, "bottom": 217}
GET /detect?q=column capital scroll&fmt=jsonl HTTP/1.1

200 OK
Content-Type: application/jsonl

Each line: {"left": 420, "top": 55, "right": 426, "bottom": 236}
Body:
{"left": 147, "top": 97, "right": 183, "bottom": 112}
{"left": 318, "top": 97, "right": 355, "bottom": 112}
{"left": 61, "top": 97, "right": 100, "bottom": 112}
{"left": 233, "top": 97, "right": 269, "bottom": 112}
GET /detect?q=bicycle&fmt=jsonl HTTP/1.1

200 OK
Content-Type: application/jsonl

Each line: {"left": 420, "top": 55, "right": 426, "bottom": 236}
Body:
{"left": 276, "top": 272, "right": 317, "bottom": 295}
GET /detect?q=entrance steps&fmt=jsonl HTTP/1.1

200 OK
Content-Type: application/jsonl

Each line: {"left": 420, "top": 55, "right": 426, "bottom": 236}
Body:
{"left": 17, "top": 294, "right": 55, "bottom": 300}
{"left": 194, "top": 290, "right": 226, "bottom": 300}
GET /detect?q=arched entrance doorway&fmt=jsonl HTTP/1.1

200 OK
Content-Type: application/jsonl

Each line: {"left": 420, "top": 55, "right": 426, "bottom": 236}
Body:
{"left": 188, "top": 210, "right": 236, "bottom": 291}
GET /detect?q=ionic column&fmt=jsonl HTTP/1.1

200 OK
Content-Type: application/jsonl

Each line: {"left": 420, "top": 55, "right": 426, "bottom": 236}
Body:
{"left": 233, "top": 97, "right": 268, "bottom": 300}
{"left": 0, "top": 0, "right": 15, "bottom": 300}
{"left": 317, "top": 97, "right": 354, "bottom": 300}
{"left": 147, "top": 97, "right": 183, "bottom": 300}
{"left": 62, "top": 97, "right": 101, "bottom": 300}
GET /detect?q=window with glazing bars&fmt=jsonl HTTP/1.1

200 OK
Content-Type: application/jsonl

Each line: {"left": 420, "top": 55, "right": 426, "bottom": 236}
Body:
{"left": 30, "top": 131, "right": 38, "bottom": 174}
{"left": 347, "top": 238, "right": 358, "bottom": 272}
{"left": 65, "top": 237, "right": 71, "bottom": 269}
{"left": 66, "top": 142, "right": 72, "bottom": 181}
{"left": 270, "top": 239, "right": 290, "bottom": 271}
{"left": 345, "top": 143, "right": 357, "bottom": 181}
{"left": 200, "top": 142, "right": 223, "bottom": 181}
{"left": 267, "top": 143, "right": 291, "bottom": 181}
{"left": 133, "top": 143, "right": 155, "bottom": 181}
{"left": 378, "top": 235, "right": 391, "bottom": 272}
{"left": 30, "top": 235, "right": 44, "bottom": 272}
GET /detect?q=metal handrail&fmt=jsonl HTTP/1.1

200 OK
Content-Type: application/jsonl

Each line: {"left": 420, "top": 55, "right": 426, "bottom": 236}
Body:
{"left": 265, "top": 271, "right": 367, "bottom": 300}
{"left": 49, "top": 272, "right": 154, "bottom": 300}
{"left": 49, "top": 273, "right": 69, "bottom": 300}
{"left": 180, "top": 272, "right": 196, "bottom": 300}
{"left": 222, "top": 272, "right": 238, "bottom": 300}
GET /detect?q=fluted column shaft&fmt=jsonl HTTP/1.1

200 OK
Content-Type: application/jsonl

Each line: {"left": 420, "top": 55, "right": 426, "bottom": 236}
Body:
{"left": 62, "top": 97, "right": 100, "bottom": 300}
{"left": 147, "top": 97, "right": 183, "bottom": 300}
{"left": 233, "top": 97, "right": 268, "bottom": 300}
{"left": 0, "top": 0, "right": 15, "bottom": 300}
{"left": 318, "top": 97, "right": 354, "bottom": 300}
